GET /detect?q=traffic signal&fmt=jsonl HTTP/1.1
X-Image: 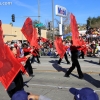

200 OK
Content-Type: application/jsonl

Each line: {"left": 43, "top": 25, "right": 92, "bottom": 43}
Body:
{"left": 38, "top": 27, "right": 41, "bottom": 35}
{"left": 48, "top": 21, "right": 52, "bottom": 30}
{"left": 48, "top": 22, "right": 50, "bottom": 30}
{"left": 12, "top": 14, "right": 15, "bottom": 22}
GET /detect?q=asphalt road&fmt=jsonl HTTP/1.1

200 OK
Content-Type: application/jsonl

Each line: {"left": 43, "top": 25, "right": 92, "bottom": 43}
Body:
{"left": 0, "top": 56, "right": 100, "bottom": 100}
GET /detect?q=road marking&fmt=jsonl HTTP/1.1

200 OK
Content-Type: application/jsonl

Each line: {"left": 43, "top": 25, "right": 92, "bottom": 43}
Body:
{"left": 27, "top": 83, "right": 100, "bottom": 92}
{"left": 34, "top": 69, "right": 100, "bottom": 74}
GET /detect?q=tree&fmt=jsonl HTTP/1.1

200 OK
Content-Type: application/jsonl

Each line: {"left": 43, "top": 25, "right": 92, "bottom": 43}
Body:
{"left": 87, "top": 16, "right": 100, "bottom": 28}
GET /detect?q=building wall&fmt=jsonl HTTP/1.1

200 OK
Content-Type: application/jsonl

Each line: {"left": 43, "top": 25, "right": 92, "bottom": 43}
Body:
{"left": 2, "top": 24, "right": 47, "bottom": 42}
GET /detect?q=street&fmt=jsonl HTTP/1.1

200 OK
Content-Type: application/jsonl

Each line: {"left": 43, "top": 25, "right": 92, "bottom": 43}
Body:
{"left": 0, "top": 56, "right": 100, "bottom": 100}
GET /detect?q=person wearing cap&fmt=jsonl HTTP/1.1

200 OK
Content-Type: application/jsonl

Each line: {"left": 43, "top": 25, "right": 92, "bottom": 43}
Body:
{"left": 11, "top": 90, "right": 51, "bottom": 100}
{"left": 69, "top": 87, "right": 99, "bottom": 100}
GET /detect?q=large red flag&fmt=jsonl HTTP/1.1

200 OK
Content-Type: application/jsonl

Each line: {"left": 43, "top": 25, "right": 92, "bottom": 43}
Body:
{"left": 54, "top": 37, "right": 66, "bottom": 58}
{"left": 21, "top": 17, "right": 33, "bottom": 42}
{"left": 70, "top": 13, "right": 80, "bottom": 46}
{"left": 21, "top": 18, "right": 39, "bottom": 48}
{"left": 30, "top": 28, "right": 38, "bottom": 47}
{"left": 0, "top": 21, "right": 22, "bottom": 90}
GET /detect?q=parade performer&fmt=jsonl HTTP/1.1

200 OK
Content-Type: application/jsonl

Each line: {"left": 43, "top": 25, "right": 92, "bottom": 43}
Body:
{"left": 64, "top": 40, "right": 84, "bottom": 79}
{"left": 54, "top": 37, "right": 70, "bottom": 65}
{"left": 22, "top": 43, "right": 33, "bottom": 76}
{"left": 7, "top": 46, "right": 31, "bottom": 98}
{"left": 31, "top": 46, "right": 40, "bottom": 64}
{"left": 0, "top": 20, "right": 28, "bottom": 98}
{"left": 79, "top": 38, "right": 87, "bottom": 59}
{"left": 64, "top": 13, "right": 84, "bottom": 79}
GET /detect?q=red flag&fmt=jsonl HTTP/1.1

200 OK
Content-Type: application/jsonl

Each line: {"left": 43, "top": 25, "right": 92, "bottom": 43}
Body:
{"left": 41, "top": 37, "right": 48, "bottom": 42}
{"left": 21, "top": 18, "right": 39, "bottom": 48}
{"left": 21, "top": 17, "right": 33, "bottom": 42}
{"left": 0, "top": 21, "right": 22, "bottom": 90}
{"left": 54, "top": 37, "right": 66, "bottom": 58}
{"left": 79, "top": 38, "right": 87, "bottom": 55}
{"left": 70, "top": 13, "right": 80, "bottom": 46}
{"left": 30, "top": 28, "right": 39, "bottom": 47}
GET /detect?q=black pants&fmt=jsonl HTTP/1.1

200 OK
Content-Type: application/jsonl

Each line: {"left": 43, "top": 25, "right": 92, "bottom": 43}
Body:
{"left": 7, "top": 71, "right": 24, "bottom": 98}
{"left": 31, "top": 55, "right": 40, "bottom": 63}
{"left": 58, "top": 53, "right": 70, "bottom": 64}
{"left": 67, "top": 58, "right": 83, "bottom": 77}
{"left": 79, "top": 51, "right": 84, "bottom": 59}
{"left": 25, "top": 58, "right": 33, "bottom": 75}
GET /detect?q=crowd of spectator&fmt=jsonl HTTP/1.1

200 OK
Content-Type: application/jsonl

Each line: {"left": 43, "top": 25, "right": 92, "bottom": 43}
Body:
{"left": 82, "top": 27, "right": 100, "bottom": 57}
{"left": 5, "top": 27, "right": 100, "bottom": 60}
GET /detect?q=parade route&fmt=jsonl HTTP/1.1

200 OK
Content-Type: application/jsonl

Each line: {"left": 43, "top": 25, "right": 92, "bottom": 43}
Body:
{"left": 0, "top": 56, "right": 100, "bottom": 100}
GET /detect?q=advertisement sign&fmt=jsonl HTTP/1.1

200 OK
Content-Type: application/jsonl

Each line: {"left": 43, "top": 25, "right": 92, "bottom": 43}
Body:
{"left": 55, "top": 5, "right": 67, "bottom": 17}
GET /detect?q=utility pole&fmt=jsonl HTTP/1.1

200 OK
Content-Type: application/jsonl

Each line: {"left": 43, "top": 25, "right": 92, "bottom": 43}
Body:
{"left": 52, "top": 0, "right": 54, "bottom": 44}
{"left": 38, "top": 0, "right": 40, "bottom": 23}
{"left": 38, "top": 0, "right": 41, "bottom": 57}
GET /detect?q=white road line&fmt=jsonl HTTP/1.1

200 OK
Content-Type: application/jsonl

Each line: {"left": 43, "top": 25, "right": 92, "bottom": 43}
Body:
{"left": 27, "top": 83, "right": 100, "bottom": 92}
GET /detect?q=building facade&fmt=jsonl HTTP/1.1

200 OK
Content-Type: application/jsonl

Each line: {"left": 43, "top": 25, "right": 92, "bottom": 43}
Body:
{"left": 2, "top": 24, "right": 47, "bottom": 42}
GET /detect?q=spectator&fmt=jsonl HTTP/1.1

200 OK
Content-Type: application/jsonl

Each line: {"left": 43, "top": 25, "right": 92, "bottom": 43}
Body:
{"left": 97, "top": 43, "right": 100, "bottom": 63}
{"left": 91, "top": 41, "right": 96, "bottom": 57}
{"left": 69, "top": 87, "right": 99, "bottom": 100}
{"left": 11, "top": 90, "right": 51, "bottom": 100}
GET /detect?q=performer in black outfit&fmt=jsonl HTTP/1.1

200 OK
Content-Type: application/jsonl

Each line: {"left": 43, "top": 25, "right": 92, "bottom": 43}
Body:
{"left": 64, "top": 40, "right": 83, "bottom": 79}
{"left": 79, "top": 50, "right": 84, "bottom": 59}
{"left": 22, "top": 43, "right": 33, "bottom": 76}
{"left": 31, "top": 46, "right": 40, "bottom": 64}
{"left": 58, "top": 53, "right": 70, "bottom": 64}
{"left": 7, "top": 71, "right": 24, "bottom": 98}
{"left": 7, "top": 47, "right": 25, "bottom": 98}
{"left": 58, "top": 40, "right": 70, "bottom": 64}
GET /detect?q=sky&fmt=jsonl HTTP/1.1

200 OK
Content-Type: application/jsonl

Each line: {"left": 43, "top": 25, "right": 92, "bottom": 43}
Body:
{"left": 0, "top": 0, "right": 100, "bottom": 27}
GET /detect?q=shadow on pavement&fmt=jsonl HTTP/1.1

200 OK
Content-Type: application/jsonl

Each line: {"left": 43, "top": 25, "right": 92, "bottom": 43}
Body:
{"left": 49, "top": 60, "right": 58, "bottom": 63}
{"left": 52, "top": 63, "right": 67, "bottom": 73}
{"left": 84, "top": 60, "right": 100, "bottom": 65}
{"left": 71, "top": 73, "right": 79, "bottom": 78}
{"left": 84, "top": 73, "right": 100, "bottom": 88}
{"left": 49, "top": 60, "right": 68, "bottom": 64}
